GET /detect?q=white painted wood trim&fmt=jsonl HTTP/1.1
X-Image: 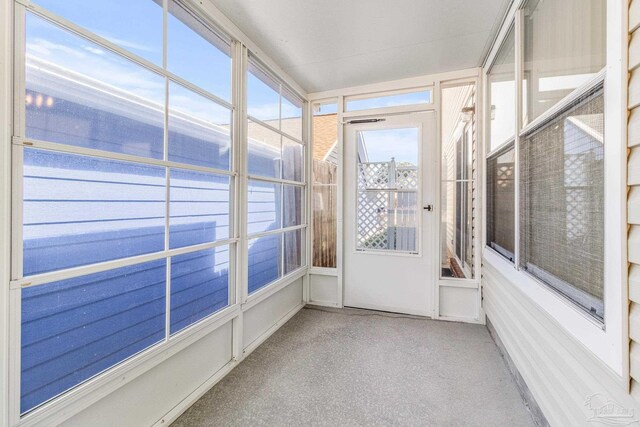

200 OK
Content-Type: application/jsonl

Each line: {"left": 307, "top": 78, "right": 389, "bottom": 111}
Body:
{"left": 631, "top": 30, "right": 640, "bottom": 71}
{"left": 630, "top": 108, "right": 640, "bottom": 149}
{"left": 153, "top": 297, "right": 305, "bottom": 427}
{"left": 630, "top": 265, "right": 640, "bottom": 304}
{"left": 307, "top": 68, "right": 478, "bottom": 101}
{"left": 630, "top": 226, "right": 640, "bottom": 265}
{"left": 0, "top": 0, "right": 12, "bottom": 425}
{"left": 631, "top": 0, "right": 640, "bottom": 33}
{"left": 184, "top": 0, "right": 307, "bottom": 97}
{"left": 630, "top": 186, "right": 640, "bottom": 225}
{"left": 631, "top": 69, "right": 640, "bottom": 109}
{"left": 630, "top": 148, "right": 640, "bottom": 185}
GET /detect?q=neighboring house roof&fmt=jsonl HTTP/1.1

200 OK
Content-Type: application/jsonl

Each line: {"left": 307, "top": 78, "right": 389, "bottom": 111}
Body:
{"left": 566, "top": 114, "right": 604, "bottom": 144}
{"left": 312, "top": 113, "right": 338, "bottom": 161}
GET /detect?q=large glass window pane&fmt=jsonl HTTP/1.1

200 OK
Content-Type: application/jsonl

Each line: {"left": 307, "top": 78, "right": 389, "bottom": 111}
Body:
{"left": 345, "top": 89, "right": 432, "bottom": 112}
{"left": 168, "top": 82, "right": 231, "bottom": 170}
{"left": 487, "top": 26, "right": 515, "bottom": 152}
{"left": 170, "top": 247, "right": 230, "bottom": 334}
{"left": 23, "top": 149, "right": 165, "bottom": 276}
{"left": 356, "top": 128, "right": 419, "bottom": 252}
{"left": 21, "top": 259, "right": 166, "bottom": 414}
{"left": 247, "top": 61, "right": 280, "bottom": 124}
{"left": 247, "top": 180, "right": 281, "bottom": 234}
{"left": 283, "top": 185, "right": 302, "bottom": 228}
{"left": 486, "top": 146, "right": 515, "bottom": 261}
{"left": 440, "top": 84, "right": 476, "bottom": 279}
{"left": 312, "top": 102, "right": 338, "bottom": 268}
{"left": 167, "top": 0, "right": 231, "bottom": 102}
{"left": 284, "top": 229, "right": 303, "bottom": 274}
{"left": 281, "top": 87, "right": 303, "bottom": 140}
{"left": 282, "top": 138, "right": 303, "bottom": 182}
{"left": 248, "top": 121, "right": 281, "bottom": 178}
{"left": 522, "top": 0, "right": 606, "bottom": 125}
{"left": 25, "top": 13, "right": 165, "bottom": 159}
{"left": 31, "top": 0, "right": 163, "bottom": 65}
{"left": 520, "top": 88, "right": 604, "bottom": 319}
{"left": 170, "top": 169, "right": 230, "bottom": 249}
{"left": 248, "top": 234, "right": 282, "bottom": 294}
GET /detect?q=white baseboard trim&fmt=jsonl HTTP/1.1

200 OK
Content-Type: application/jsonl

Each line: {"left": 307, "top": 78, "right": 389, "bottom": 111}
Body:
{"left": 243, "top": 302, "right": 305, "bottom": 357}
{"left": 154, "top": 301, "right": 306, "bottom": 426}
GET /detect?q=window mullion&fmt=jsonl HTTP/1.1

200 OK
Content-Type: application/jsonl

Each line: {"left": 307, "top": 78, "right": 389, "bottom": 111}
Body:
{"left": 513, "top": 8, "right": 524, "bottom": 269}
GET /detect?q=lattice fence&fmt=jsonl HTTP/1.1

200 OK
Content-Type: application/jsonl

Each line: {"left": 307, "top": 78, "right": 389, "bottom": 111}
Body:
{"left": 358, "top": 162, "right": 389, "bottom": 189}
{"left": 356, "top": 160, "right": 418, "bottom": 251}
{"left": 396, "top": 166, "right": 418, "bottom": 189}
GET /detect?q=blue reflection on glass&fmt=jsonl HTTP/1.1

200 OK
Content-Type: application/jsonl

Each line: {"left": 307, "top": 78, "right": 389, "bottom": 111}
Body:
{"left": 21, "top": 259, "right": 166, "bottom": 413}
{"left": 248, "top": 234, "right": 282, "bottom": 294}
{"left": 23, "top": 149, "right": 166, "bottom": 276}
{"left": 25, "top": 12, "right": 165, "bottom": 159}
{"left": 170, "top": 169, "right": 230, "bottom": 249}
{"left": 170, "top": 247, "right": 229, "bottom": 334}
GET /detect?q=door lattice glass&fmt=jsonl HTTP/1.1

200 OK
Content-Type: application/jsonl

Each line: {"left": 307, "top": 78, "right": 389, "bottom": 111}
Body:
{"left": 355, "top": 128, "right": 419, "bottom": 253}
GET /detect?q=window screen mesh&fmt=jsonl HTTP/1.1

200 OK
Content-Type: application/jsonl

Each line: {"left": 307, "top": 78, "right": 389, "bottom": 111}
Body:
{"left": 519, "top": 87, "right": 604, "bottom": 319}
{"left": 486, "top": 145, "right": 515, "bottom": 261}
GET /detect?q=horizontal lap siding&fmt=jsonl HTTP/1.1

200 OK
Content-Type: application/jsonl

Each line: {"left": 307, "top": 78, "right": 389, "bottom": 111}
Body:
{"left": 629, "top": 0, "right": 640, "bottom": 394}
{"left": 21, "top": 260, "right": 167, "bottom": 413}
{"left": 18, "top": 51, "right": 285, "bottom": 415}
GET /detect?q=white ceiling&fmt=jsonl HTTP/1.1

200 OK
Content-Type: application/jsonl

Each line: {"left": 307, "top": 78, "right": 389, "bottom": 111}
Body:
{"left": 210, "top": 0, "right": 511, "bottom": 93}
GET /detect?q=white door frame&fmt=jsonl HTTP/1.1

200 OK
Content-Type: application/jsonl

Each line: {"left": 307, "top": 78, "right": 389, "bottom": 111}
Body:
{"left": 307, "top": 68, "right": 483, "bottom": 323}
{"left": 343, "top": 111, "right": 438, "bottom": 316}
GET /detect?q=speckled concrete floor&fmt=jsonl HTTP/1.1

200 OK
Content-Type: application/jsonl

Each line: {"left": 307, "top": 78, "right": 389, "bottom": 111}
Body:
{"left": 172, "top": 307, "right": 535, "bottom": 427}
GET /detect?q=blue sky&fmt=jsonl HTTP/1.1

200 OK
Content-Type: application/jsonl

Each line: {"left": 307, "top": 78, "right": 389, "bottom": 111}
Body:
{"left": 360, "top": 128, "right": 419, "bottom": 165}
{"left": 28, "top": 0, "right": 295, "bottom": 124}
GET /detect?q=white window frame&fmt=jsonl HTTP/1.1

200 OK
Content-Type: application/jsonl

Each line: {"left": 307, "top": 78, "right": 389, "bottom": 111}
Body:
{"left": 3, "top": 1, "right": 310, "bottom": 425}
{"left": 309, "top": 98, "right": 340, "bottom": 275}
{"left": 243, "top": 54, "right": 308, "bottom": 305}
{"left": 343, "top": 86, "right": 434, "bottom": 114}
{"left": 481, "top": 0, "right": 627, "bottom": 376}
{"left": 10, "top": 1, "right": 239, "bottom": 422}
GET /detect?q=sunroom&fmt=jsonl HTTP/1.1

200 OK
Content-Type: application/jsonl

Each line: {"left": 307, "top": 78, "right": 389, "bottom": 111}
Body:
{"left": 0, "top": 0, "right": 638, "bottom": 425}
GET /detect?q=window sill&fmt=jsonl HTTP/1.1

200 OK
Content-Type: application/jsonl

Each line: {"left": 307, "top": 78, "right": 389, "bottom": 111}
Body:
{"left": 309, "top": 267, "right": 337, "bottom": 276}
{"left": 483, "top": 248, "right": 622, "bottom": 375}
{"left": 16, "top": 304, "right": 241, "bottom": 427}
{"left": 244, "top": 267, "right": 307, "bottom": 309}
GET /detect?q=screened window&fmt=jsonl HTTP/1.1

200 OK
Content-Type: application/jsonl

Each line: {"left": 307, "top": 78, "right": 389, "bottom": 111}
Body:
{"left": 486, "top": 145, "right": 515, "bottom": 261}
{"left": 440, "top": 84, "right": 476, "bottom": 279}
{"left": 16, "top": 3, "right": 234, "bottom": 414}
{"left": 519, "top": 88, "right": 604, "bottom": 319}
{"left": 312, "top": 101, "right": 338, "bottom": 268}
{"left": 484, "top": 0, "right": 608, "bottom": 321}
{"left": 487, "top": 26, "right": 515, "bottom": 152}
{"left": 522, "top": 0, "right": 606, "bottom": 125}
{"left": 246, "top": 56, "right": 306, "bottom": 295}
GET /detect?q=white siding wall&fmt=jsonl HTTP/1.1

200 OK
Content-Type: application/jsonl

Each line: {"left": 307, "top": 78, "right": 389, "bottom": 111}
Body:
{"left": 482, "top": 2, "right": 640, "bottom": 424}
{"left": 629, "top": 0, "right": 640, "bottom": 398}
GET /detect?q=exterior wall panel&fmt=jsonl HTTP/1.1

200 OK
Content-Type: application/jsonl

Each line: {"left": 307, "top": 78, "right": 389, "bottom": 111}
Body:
{"left": 630, "top": 4, "right": 640, "bottom": 392}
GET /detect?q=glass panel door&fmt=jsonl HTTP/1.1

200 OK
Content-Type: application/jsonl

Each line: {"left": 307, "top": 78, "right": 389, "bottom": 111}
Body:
{"left": 355, "top": 128, "right": 419, "bottom": 253}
